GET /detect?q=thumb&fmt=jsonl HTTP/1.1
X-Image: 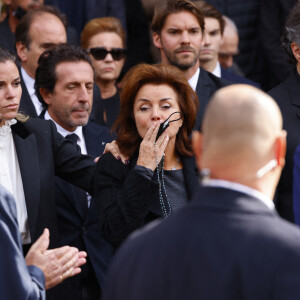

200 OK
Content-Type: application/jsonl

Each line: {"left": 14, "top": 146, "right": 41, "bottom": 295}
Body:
{"left": 33, "top": 228, "right": 50, "bottom": 253}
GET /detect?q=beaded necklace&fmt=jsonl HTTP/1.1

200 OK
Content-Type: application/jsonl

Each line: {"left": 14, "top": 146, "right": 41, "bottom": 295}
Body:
{"left": 154, "top": 142, "right": 172, "bottom": 218}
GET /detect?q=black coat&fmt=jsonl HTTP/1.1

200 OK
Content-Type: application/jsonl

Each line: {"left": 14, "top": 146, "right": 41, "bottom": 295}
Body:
{"left": 103, "top": 185, "right": 300, "bottom": 300}
{"left": 268, "top": 68, "right": 300, "bottom": 222}
{"left": 94, "top": 152, "right": 198, "bottom": 248}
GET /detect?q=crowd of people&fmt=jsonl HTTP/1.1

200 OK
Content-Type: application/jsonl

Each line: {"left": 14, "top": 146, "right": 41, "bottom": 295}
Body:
{"left": 1, "top": 0, "right": 300, "bottom": 299}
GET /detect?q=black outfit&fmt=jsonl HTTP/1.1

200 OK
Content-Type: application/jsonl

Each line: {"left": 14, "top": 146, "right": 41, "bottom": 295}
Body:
{"left": 221, "top": 67, "right": 260, "bottom": 88}
{"left": 0, "top": 17, "right": 16, "bottom": 54}
{"left": 195, "top": 68, "right": 230, "bottom": 130}
{"left": 94, "top": 153, "right": 198, "bottom": 248}
{"left": 45, "top": 121, "right": 115, "bottom": 300}
{"left": 90, "top": 85, "right": 120, "bottom": 129}
{"left": 259, "top": 0, "right": 297, "bottom": 90}
{"left": 103, "top": 185, "right": 300, "bottom": 300}
{"left": 268, "top": 68, "right": 300, "bottom": 222}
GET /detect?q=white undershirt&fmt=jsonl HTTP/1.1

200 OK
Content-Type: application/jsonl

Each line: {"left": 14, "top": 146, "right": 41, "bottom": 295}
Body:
{"left": 202, "top": 178, "right": 275, "bottom": 210}
{"left": 211, "top": 61, "right": 221, "bottom": 78}
{"left": 21, "top": 67, "right": 43, "bottom": 116}
{"left": 188, "top": 68, "right": 200, "bottom": 91}
{"left": 0, "top": 119, "right": 31, "bottom": 243}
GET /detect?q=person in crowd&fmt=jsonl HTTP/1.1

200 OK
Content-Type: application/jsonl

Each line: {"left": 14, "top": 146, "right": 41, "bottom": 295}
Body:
{"left": 196, "top": 1, "right": 259, "bottom": 86}
{"left": 218, "top": 16, "right": 241, "bottom": 73}
{"left": 102, "top": 85, "right": 300, "bottom": 300}
{"left": 268, "top": 2, "right": 300, "bottom": 222}
{"left": 35, "top": 43, "right": 114, "bottom": 300}
{"left": 0, "top": 184, "right": 87, "bottom": 299}
{"left": 15, "top": 6, "right": 67, "bottom": 117}
{"left": 94, "top": 63, "right": 199, "bottom": 248}
{"left": 260, "top": 0, "right": 297, "bottom": 90}
{"left": 151, "top": 0, "right": 229, "bottom": 130}
{"left": 81, "top": 17, "right": 126, "bottom": 129}
{"left": 0, "top": 1, "right": 77, "bottom": 54}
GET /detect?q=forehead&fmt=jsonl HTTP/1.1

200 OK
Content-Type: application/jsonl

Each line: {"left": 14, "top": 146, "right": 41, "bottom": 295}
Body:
{"left": 55, "top": 61, "right": 94, "bottom": 84}
{"left": 88, "top": 32, "right": 123, "bottom": 48}
{"left": 0, "top": 61, "right": 19, "bottom": 80}
{"left": 204, "top": 17, "right": 221, "bottom": 31}
{"left": 163, "top": 11, "right": 201, "bottom": 30}
{"left": 135, "top": 83, "right": 178, "bottom": 101}
{"left": 29, "top": 13, "right": 66, "bottom": 43}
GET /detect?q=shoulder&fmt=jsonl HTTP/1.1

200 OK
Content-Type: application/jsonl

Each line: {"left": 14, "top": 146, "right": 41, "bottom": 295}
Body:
{"left": 199, "top": 68, "right": 231, "bottom": 89}
{"left": 221, "top": 68, "right": 260, "bottom": 87}
{"left": 84, "top": 121, "right": 112, "bottom": 140}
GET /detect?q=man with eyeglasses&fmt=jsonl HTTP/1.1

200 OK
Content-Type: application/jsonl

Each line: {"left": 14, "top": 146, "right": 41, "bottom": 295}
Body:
{"left": 34, "top": 43, "right": 114, "bottom": 300}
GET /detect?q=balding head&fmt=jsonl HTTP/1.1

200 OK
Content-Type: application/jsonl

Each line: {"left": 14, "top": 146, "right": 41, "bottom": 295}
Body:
{"left": 193, "top": 85, "right": 286, "bottom": 196}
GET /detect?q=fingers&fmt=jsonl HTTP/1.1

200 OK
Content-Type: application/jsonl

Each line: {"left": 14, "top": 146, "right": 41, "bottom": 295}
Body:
{"left": 103, "top": 140, "right": 129, "bottom": 164}
{"left": 94, "top": 156, "right": 100, "bottom": 163}
{"left": 144, "top": 122, "right": 158, "bottom": 142}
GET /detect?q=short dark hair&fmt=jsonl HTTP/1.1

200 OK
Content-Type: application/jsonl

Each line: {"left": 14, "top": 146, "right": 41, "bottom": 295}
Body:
{"left": 194, "top": 1, "right": 225, "bottom": 35}
{"left": 151, "top": 0, "right": 205, "bottom": 34}
{"left": 282, "top": 2, "right": 300, "bottom": 64}
{"left": 35, "top": 44, "right": 93, "bottom": 108}
{"left": 15, "top": 5, "right": 67, "bottom": 48}
{"left": 0, "top": 46, "right": 17, "bottom": 65}
{"left": 114, "top": 63, "right": 199, "bottom": 157}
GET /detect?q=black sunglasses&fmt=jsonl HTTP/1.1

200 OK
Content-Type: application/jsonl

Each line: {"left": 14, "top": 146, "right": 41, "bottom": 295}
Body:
{"left": 89, "top": 47, "right": 126, "bottom": 61}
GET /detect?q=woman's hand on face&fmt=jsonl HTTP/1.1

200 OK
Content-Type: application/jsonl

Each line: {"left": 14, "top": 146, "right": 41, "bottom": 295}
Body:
{"left": 137, "top": 122, "right": 169, "bottom": 171}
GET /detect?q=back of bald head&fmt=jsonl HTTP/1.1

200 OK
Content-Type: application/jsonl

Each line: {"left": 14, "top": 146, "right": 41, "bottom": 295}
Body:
{"left": 201, "top": 85, "right": 283, "bottom": 174}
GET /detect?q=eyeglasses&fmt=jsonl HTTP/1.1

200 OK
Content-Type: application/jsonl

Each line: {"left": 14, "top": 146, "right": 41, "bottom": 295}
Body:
{"left": 88, "top": 47, "right": 126, "bottom": 61}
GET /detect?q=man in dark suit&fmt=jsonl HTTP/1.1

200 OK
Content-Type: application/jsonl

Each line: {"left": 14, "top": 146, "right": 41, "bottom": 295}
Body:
{"left": 15, "top": 6, "right": 67, "bottom": 117}
{"left": 0, "top": 184, "right": 87, "bottom": 299}
{"left": 102, "top": 84, "right": 300, "bottom": 300}
{"left": 35, "top": 44, "right": 114, "bottom": 300}
{"left": 268, "top": 2, "right": 300, "bottom": 222}
{"left": 196, "top": 1, "right": 260, "bottom": 88}
{"left": 151, "top": 0, "right": 229, "bottom": 129}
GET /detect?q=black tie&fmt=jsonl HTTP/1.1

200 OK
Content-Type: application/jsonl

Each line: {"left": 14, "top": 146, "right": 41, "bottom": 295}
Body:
{"left": 65, "top": 133, "right": 88, "bottom": 216}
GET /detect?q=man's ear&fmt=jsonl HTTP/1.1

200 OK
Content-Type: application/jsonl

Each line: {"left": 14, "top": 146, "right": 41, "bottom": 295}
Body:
{"left": 275, "top": 130, "right": 287, "bottom": 168}
{"left": 291, "top": 42, "right": 300, "bottom": 63}
{"left": 153, "top": 32, "right": 162, "bottom": 49}
{"left": 192, "top": 131, "right": 203, "bottom": 170}
{"left": 16, "top": 41, "right": 28, "bottom": 63}
{"left": 39, "top": 88, "right": 52, "bottom": 106}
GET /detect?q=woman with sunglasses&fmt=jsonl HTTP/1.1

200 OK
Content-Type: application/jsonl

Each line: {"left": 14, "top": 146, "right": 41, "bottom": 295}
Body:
{"left": 81, "top": 17, "right": 126, "bottom": 129}
{"left": 93, "top": 63, "right": 199, "bottom": 249}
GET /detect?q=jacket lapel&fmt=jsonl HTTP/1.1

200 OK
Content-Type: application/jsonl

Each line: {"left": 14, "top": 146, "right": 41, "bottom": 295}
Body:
{"left": 12, "top": 122, "right": 40, "bottom": 240}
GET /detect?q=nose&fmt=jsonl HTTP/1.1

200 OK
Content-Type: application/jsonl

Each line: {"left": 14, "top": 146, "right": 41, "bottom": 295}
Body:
{"left": 151, "top": 108, "right": 161, "bottom": 122}
{"left": 78, "top": 85, "right": 89, "bottom": 102}
{"left": 181, "top": 31, "right": 190, "bottom": 44}
{"left": 6, "top": 84, "right": 16, "bottom": 99}
{"left": 203, "top": 32, "right": 211, "bottom": 45}
{"left": 103, "top": 52, "right": 113, "bottom": 62}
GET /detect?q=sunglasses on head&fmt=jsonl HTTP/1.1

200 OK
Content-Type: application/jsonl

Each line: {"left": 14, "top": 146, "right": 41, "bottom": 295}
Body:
{"left": 88, "top": 47, "right": 126, "bottom": 61}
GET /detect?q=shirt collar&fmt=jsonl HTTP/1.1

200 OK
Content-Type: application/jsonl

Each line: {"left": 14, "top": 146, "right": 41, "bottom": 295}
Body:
{"left": 20, "top": 67, "right": 35, "bottom": 97}
{"left": 201, "top": 179, "right": 275, "bottom": 211}
{"left": 188, "top": 67, "right": 200, "bottom": 91}
{"left": 212, "top": 61, "right": 221, "bottom": 78}
{"left": 44, "top": 110, "right": 84, "bottom": 142}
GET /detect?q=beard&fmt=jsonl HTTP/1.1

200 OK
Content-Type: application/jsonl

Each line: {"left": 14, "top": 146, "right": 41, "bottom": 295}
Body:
{"left": 162, "top": 45, "right": 200, "bottom": 71}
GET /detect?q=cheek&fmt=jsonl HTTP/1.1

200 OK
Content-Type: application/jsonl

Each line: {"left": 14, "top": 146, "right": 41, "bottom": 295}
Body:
{"left": 134, "top": 114, "right": 149, "bottom": 137}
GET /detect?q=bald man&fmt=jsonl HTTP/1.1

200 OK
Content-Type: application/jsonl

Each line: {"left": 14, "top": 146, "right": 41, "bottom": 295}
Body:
{"left": 102, "top": 85, "right": 300, "bottom": 300}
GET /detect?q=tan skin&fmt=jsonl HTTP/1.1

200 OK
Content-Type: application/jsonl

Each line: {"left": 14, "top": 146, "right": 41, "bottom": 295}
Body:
{"left": 0, "top": 60, "right": 87, "bottom": 288}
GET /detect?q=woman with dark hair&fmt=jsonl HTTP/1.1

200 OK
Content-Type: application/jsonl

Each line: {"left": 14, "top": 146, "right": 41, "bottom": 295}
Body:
{"left": 94, "top": 63, "right": 199, "bottom": 248}
{"left": 81, "top": 17, "right": 126, "bottom": 129}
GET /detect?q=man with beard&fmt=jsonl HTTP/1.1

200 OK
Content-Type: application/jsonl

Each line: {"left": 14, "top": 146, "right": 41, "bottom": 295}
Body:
{"left": 35, "top": 44, "right": 114, "bottom": 300}
{"left": 151, "top": 0, "right": 230, "bottom": 129}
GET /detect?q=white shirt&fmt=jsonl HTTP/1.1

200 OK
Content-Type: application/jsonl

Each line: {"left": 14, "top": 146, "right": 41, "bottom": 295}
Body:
{"left": 202, "top": 178, "right": 275, "bottom": 211}
{"left": 21, "top": 67, "right": 43, "bottom": 116}
{"left": 211, "top": 61, "right": 222, "bottom": 78}
{"left": 0, "top": 119, "right": 31, "bottom": 243}
{"left": 188, "top": 68, "right": 200, "bottom": 91}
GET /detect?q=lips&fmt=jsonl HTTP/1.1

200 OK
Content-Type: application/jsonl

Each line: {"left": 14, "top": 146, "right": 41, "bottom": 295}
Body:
{"left": 4, "top": 104, "right": 18, "bottom": 109}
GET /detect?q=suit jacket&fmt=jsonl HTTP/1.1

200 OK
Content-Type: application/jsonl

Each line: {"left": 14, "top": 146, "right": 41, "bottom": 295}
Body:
{"left": 51, "top": 121, "right": 115, "bottom": 298}
{"left": 11, "top": 118, "right": 96, "bottom": 249}
{"left": 221, "top": 67, "right": 261, "bottom": 88}
{"left": 292, "top": 145, "right": 300, "bottom": 225}
{"left": 19, "top": 70, "right": 38, "bottom": 118}
{"left": 103, "top": 185, "right": 300, "bottom": 300}
{"left": 195, "top": 68, "right": 230, "bottom": 130}
{"left": 94, "top": 152, "right": 198, "bottom": 248}
{"left": 268, "top": 68, "right": 300, "bottom": 222}
{"left": 0, "top": 185, "right": 45, "bottom": 300}
{"left": 0, "top": 17, "right": 16, "bottom": 54}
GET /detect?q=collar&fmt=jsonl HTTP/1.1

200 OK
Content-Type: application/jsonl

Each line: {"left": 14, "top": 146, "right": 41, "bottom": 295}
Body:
{"left": 212, "top": 61, "right": 221, "bottom": 78}
{"left": 188, "top": 68, "right": 200, "bottom": 91}
{"left": 20, "top": 67, "right": 35, "bottom": 97}
{"left": 201, "top": 179, "right": 275, "bottom": 211}
{"left": 44, "top": 110, "right": 84, "bottom": 141}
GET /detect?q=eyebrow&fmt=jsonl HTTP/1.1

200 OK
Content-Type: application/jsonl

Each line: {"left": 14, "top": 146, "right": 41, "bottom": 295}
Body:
{"left": 137, "top": 97, "right": 172, "bottom": 102}
{"left": 0, "top": 77, "right": 20, "bottom": 84}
